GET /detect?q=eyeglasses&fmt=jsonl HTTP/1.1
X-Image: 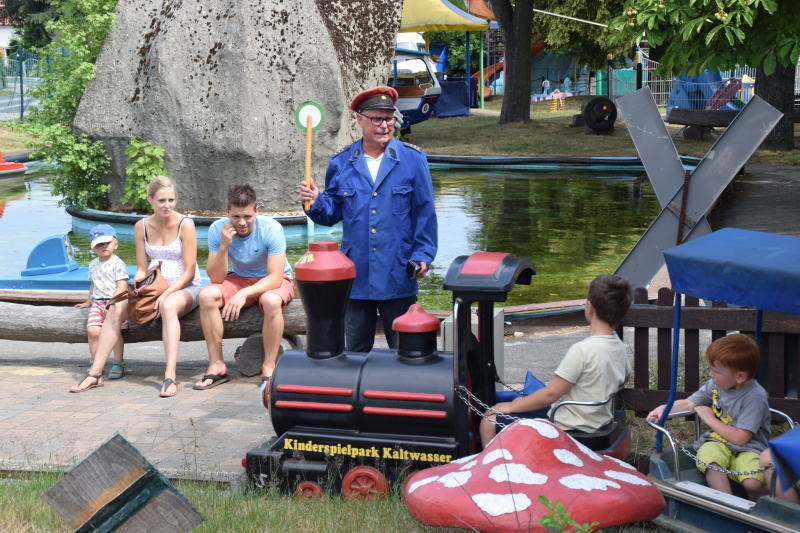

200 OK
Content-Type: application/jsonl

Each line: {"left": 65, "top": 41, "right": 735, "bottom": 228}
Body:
{"left": 358, "top": 112, "right": 396, "bottom": 127}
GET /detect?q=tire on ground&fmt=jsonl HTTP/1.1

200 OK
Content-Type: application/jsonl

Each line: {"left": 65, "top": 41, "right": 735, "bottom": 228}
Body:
{"left": 582, "top": 96, "right": 617, "bottom": 132}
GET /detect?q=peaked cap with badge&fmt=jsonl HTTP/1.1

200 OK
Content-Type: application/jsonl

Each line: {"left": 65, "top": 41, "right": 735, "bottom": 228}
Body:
{"left": 349, "top": 85, "right": 399, "bottom": 112}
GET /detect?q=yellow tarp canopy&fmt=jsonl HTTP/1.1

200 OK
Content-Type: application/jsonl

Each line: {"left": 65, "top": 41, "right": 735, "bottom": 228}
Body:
{"left": 400, "top": 0, "right": 489, "bottom": 32}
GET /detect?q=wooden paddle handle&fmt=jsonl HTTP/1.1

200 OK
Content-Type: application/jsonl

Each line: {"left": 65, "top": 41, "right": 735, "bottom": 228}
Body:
{"left": 303, "top": 115, "right": 313, "bottom": 211}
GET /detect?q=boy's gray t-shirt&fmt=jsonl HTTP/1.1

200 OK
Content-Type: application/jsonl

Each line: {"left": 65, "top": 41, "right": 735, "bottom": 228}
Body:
{"left": 687, "top": 378, "right": 771, "bottom": 454}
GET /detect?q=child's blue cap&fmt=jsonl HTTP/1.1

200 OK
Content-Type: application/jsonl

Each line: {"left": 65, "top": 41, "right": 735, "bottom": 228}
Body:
{"left": 89, "top": 224, "right": 116, "bottom": 248}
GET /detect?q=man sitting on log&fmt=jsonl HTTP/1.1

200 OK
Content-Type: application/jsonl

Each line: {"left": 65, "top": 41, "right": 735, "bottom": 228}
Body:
{"left": 194, "top": 184, "right": 295, "bottom": 391}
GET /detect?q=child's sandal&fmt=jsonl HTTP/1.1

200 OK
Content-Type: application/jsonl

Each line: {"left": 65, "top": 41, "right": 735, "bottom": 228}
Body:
{"left": 109, "top": 362, "right": 125, "bottom": 380}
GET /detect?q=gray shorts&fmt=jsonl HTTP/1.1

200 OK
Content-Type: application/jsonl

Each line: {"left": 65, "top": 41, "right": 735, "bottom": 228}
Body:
{"left": 180, "top": 284, "right": 202, "bottom": 311}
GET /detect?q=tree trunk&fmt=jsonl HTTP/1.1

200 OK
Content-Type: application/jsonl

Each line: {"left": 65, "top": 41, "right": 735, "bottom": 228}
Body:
{"left": 0, "top": 298, "right": 307, "bottom": 343}
{"left": 755, "top": 62, "right": 796, "bottom": 151}
{"left": 493, "top": 0, "right": 534, "bottom": 124}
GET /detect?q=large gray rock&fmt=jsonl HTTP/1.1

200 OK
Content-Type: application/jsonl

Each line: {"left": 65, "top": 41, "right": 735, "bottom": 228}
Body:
{"left": 74, "top": 0, "right": 401, "bottom": 212}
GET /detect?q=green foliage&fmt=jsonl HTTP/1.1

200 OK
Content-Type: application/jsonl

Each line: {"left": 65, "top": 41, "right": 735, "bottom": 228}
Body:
{"left": 431, "top": 1, "right": 627, "bottom": 73}
{"left": 15, "top": 0, "right": 118, "bottom": 208}
{"left": 534, "top": 0, "right": 627, "bottom": 68}
{"left": 427, "top": 31, "right": 483, "bottom": 76}
{"left": 538, "top": 495, "right": 600, "bottom": 533}
{"left": 43, "top": 123, "right": 111, "bottom": 207}
{"left": 121, "top": 139, "right": 167, "bottom": 212}
{"left": 0, "top": 0, "right": 55, "bottom": 48}
{"left": 608, "top": 0, "right": 800, "bottom": 76}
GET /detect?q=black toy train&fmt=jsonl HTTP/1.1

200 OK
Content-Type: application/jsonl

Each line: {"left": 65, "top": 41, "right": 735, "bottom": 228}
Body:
{"left": 243, "top": 241, "right": 535, "bottom": 497}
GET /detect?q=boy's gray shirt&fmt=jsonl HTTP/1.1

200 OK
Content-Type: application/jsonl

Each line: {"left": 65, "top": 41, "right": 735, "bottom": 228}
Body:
{"left": 687, "top": 378, "right": 771, "bottom": 454}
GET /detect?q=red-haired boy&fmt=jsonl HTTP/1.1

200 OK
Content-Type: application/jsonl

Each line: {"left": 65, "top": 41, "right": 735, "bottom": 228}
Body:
{"left": 648, "top": 333, "right": 771, "bottom": 500}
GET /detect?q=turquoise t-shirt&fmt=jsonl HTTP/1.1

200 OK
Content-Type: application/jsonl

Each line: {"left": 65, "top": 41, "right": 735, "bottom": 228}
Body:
{"left": 207, "top": 215, "right": 292, "bottom": 279}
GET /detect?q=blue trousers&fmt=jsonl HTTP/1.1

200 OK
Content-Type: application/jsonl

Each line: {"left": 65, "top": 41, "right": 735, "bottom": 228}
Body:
{"left": 345, "top": 296, "right": 417, "bottom": 353}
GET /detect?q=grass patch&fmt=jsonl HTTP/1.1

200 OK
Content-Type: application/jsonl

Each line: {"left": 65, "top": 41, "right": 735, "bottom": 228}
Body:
{"left": 0, "top": 471, "right": 660, "bottom": 532}
{"left": 408, "top": 95, "right": 798, "bottom": 164}
{"left": 0, "top": 472, "right": 454, "bottom": 533}
{"left": 0, "top": 473, "right": 69, "bottom": 532}
{"left": 180, "top": 482, "right": 455, "bottom": 533}
{"left": 0, "top": 121, "right": 34, "bottom": 154}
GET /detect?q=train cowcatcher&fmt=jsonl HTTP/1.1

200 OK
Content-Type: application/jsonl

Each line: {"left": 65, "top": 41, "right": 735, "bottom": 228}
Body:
{"left": 243, "top": 241, "right": 539, "bottom": 498}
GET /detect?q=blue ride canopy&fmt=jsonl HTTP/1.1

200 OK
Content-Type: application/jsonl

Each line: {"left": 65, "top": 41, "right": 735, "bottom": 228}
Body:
{"left": 769, "top": 426, "right": 800, "bottom": 492}
{"left": 663, "top": 228, "right": 800, "bottom": 315}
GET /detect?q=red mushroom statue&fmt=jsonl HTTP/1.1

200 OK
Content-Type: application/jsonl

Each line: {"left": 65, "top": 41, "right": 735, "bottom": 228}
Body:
{"left": 404, "top": 419, "right": 664, "bottom": 531}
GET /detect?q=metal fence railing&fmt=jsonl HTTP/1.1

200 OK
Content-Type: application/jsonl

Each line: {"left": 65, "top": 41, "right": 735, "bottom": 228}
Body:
{"left": 1, "top": 48, "right": 42, "bottom": 120}
{"left": 605, "top": 59, "right": 772, "bottom": 112}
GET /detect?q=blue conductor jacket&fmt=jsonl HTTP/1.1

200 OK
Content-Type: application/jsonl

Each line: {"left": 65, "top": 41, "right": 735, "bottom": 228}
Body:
{"left": 307, "top": 137, "right": 438, "bottom": 300}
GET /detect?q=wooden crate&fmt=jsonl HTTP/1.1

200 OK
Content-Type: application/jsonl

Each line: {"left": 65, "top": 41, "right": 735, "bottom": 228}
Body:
{"left": 43, "top": 433, "right": 203, "bottom": 532}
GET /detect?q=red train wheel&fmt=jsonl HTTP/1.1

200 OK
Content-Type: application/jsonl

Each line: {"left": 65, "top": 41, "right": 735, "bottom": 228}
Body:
{"left": 341, "top": 466, "right": 389, "bottom": 500}
{"left": 295, "top": 480, "right": 323, "bottom": 499}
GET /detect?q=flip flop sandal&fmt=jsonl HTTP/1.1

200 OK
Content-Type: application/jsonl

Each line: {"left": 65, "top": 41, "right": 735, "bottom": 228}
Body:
{"left": 70, "top": 373, "right": 104, "bottom": 393}
{"left": 192, "top": 373, "right": 230, "bottom": 390}
{"left": 159, "top": 378, "right": 178, "bottom": 398}
{"left": 109, "top": 362, "right": 125, "bottom": 380}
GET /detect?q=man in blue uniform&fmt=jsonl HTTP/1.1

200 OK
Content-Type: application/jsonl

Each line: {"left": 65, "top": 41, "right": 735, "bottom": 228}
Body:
{"left": 299, "top": 85, "right": 438, "bottom": 352}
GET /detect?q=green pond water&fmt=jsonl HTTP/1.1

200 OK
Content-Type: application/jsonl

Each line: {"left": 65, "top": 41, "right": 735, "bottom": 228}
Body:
{"left": 0, "top": 172, "right": 659, "bottom": 308}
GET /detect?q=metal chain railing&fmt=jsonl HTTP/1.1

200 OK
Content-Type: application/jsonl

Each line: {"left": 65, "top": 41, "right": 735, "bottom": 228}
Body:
{"left": 456, "top": 385, "right": 524, "bottom": 430}
{"left": 677, "top": 443, "right": 769, "bottom": 477}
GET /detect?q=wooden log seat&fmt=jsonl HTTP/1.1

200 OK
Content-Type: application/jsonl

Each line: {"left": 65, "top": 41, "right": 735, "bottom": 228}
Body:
{"left": 0, "top": 298, "right": 307, "bottom": 343}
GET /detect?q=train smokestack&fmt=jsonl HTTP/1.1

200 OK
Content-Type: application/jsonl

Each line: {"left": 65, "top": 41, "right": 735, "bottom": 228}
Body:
{"left": 393, "top": 304, "right": 439, "bottom": 359}
{"left": 293, "top": 241, "right": 355, "bottom": 359}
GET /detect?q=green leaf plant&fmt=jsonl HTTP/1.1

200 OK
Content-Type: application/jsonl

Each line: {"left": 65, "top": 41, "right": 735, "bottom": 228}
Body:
{"left": 121, "top": 138, "right": 167, "bottom": 212}
{"left": 538, "top": 495, "right": 600, "bottom": 533}
{"left": 15, "top": 0, "right": 118, "bottom": 208}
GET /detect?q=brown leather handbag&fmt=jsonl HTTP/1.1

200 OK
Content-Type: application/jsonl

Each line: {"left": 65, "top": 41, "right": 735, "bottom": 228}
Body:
{"left": 107, "top": 261, "right": 169, "bottom": 325}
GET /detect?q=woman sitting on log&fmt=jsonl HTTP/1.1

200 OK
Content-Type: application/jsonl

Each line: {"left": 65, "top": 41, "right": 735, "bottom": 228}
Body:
{"left": 71, "top": 176, "right": 202, "bottom": 397}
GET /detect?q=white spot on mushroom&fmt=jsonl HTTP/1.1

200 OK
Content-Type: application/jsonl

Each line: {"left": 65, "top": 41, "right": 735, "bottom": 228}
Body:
{"left": 481, "top": 448, "right": 513, "bottom": 465}
{"left": 458, "top": 460, "right": 478, "bottom": 471}
{"left": 489, "top": 463, "right": 548, "bottom": 485}
{"left": 438, "top": 470, "right": 472, "bottom": 487}
{"left": 518, "top": 419, "right": 559, "bottom": 438}
{"left": 573, "top": 439, "right": 603, "bottom": 461}
{"left": 452, "top": 453, "right": 477, "bottom": 464}
{"left": 604, "top": 470, "right": 652, "bottom": 486}
{"left": 607, "top": 456, "right": 637, "bottom": 470}
{"left": 407, "top": 476, "right": 439, "bottom": 494}
{"left": 553, "top": 448, "right": 584, "bottom": 467}
{"left": 559, "top": 474, "right": 621, "bottom": 491}
{"left": 471, "top": 492, "right": 532, "bottom": 516}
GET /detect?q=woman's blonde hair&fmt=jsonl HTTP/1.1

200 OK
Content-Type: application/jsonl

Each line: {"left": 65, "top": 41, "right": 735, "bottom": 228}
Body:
{"left": 147, "top": 175, "right": 174, "bottom": 197}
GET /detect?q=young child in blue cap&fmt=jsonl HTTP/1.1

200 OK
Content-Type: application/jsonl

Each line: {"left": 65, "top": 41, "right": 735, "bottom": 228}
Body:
{"left": 72, "top": 224, "right": 129, "bottom": 388}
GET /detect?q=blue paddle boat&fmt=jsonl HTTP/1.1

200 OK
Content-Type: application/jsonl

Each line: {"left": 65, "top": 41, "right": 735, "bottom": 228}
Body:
{"left": 648, "top": 227, "right": 800, "bottom": 532}
{"left": 0, "top": 234, "right": 209, "bottom": 303}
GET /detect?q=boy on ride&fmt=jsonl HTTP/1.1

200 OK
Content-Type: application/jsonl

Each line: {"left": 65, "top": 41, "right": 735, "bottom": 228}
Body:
{"left": 647, "top": 333, "right": 771, "bottom": 500}
{"left": 480, "top": 274, "right": 633, "bottom": 446}
{"left": 73, "top": 224, "right": 129, "bottom": 380}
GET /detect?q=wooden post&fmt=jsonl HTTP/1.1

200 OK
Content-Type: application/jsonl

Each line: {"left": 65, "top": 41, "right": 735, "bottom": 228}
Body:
{"left": 303, "top": 114, "right": 313, "bottom": 211}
